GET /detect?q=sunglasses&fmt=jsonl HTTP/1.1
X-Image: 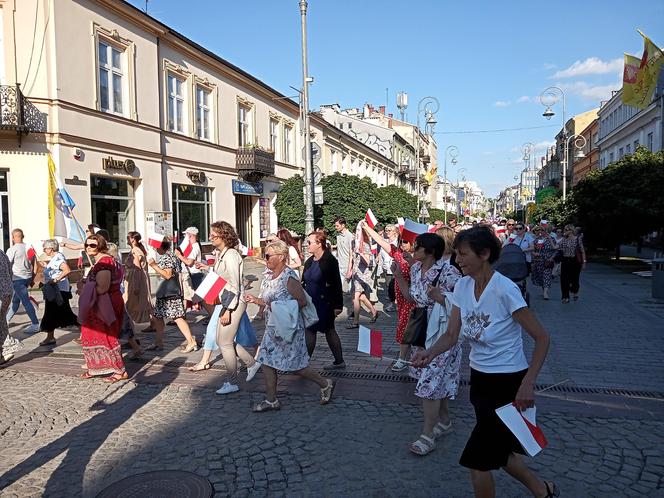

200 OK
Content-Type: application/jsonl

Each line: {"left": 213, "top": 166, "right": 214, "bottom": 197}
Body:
{"left": 507, "top": 223, "right": 515, "bottom": 227}
{"left": 264, "top": 253, "right": 278, "bottom": 260}
{"left": 85, "top": 243, "right": 98, "bottom": 248}
{"left": 516, "top": 226, "right": 525, "bottom": 230}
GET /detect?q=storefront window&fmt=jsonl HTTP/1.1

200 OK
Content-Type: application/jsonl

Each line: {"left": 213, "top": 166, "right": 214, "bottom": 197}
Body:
{"left": 172, "top": 184, "right": 212, "bottom": 241}
{"left": 90, "top": 175, "right": 135, "bottom": 249}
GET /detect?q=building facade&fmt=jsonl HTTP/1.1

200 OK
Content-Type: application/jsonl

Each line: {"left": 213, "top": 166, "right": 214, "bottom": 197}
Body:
{"left": 0, "top": 0, "right": 306, "bottom": 253}
{"left": 571, "top": 118, "right": 599, "bottom": 186}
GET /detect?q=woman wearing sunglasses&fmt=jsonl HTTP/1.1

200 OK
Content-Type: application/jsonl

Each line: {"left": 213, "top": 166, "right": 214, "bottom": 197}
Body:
{"left": 79, "top": 234, "right": 127, "bottom": 382}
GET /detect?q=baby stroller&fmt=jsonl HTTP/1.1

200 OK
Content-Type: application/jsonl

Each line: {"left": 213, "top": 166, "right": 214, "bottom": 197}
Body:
{"left": 493, "top": 244, "right": 530, "bottom": 305}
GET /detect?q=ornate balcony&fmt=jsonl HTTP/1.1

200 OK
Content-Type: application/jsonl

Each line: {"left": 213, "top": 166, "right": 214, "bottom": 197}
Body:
{"left": 397, "top": 163, "right": 409, "bottom": 176}
{"left": 0, "top": 84, "right": 45, "bottom": 145}
{"left": 407, "top": 168, "right": 418, "bottom": 179}
{"left": 236, "top": 146, "right": 275, "bottom": 181}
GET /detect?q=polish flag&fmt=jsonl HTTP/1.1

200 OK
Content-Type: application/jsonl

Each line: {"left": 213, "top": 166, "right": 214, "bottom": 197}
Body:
{"left": 427, "top": 224, "right": 437, "bottom": 233}
{"left": 194, "top": 271, "right": 227, "bottom": 305}
{"left": 357, "top": 325, "right": 382, "bottom": 357}
{"left": 370, "top": 242, "right": 378, "bottom": 255}
{"left": 179, "top": 238, "right": 193, "bottom": 257}
{"left": 397, "top": 217, "right": 405, "bottom": 229}
{"left": 400, "top": 218, "right": 429, "bottom": 243}
{"left": 204, "top": 254, "right": 216, "bottom": 265}
{"left": 495, "top": 403, "right": 548, "bottom": 457}
{"left": 238, "top": 243, "right": 254, "bottom": 257}
{"left": 77, "top": 255, "right": 84, "bottom": 268}
{"left": 26, "top": 245, "right": 37, "bottom": 260}
{"left": 365, "top": 209, "right": 378, "bottom": 229}
{"left": 148, "top": 232, "right": 165, "bottom": 249}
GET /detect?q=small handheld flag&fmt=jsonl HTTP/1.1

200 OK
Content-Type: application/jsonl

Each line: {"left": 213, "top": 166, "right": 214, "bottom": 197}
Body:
{"left": 179, "top": 238, "right": 193, "bottom": 257}
{"left": 370, "top": 242, "right": 378, "bottom": 255}
{"left": 357, "top": 325, "right": 382, "bottom": 357}
{"left": 401, "top": 219, "right": 429, "bottom": 243}
{"left": 495, "top": 403, "right": 548, "bottom": 457}
{"left": 204, "top": 254, "right": 216, "bottom": 265}
{"left": 238, "top": 243, "right": 253, "bottom": 257}
{"left": 148, "top": 232, "right": 165, "bottom": 249}
{"left": 365, "top": 209, "right": 378, "bottom": 229}
{"left": 26, "top": 245, "right": 37, "bottom": 261}
{"left": 194, "top": 271, "right": 228, "bottom": 305}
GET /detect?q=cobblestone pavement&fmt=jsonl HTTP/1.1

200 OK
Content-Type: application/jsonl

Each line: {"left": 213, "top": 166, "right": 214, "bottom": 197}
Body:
{"left": 1, "top": 261, "right": 664, "bottom": 496}
{"left": 0, "top": 370, "right": 664, "bottom": 498}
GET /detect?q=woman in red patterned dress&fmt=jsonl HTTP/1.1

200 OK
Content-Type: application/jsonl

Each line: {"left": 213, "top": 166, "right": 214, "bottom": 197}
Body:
{"left": 361, "top": 221, "right": 414, "bottom": 371}
{"left": 80, "top": 234, "right": 127, "bottom": 383}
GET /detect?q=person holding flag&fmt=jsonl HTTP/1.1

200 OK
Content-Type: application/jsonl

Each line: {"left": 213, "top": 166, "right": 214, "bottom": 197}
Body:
{"left": 345, "top": 222, "right": 378, "bottom": 329}
{"left": 245, "top": 240, "right": 333, "bottom": 412}
{"left": 5, "top": 228, "right": 40, "bottom": 334}
{"left": 412, "top": 226, "right": 556, "bottom": 498}
{"left": 175, "top": 226, "right": 205, "bottom": 311}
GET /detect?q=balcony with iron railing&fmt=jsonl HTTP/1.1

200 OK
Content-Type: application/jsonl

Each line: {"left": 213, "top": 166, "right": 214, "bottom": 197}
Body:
{"left": 0, "top": 84, "right": 45, "bottom": 145}
{"left": 235, "top": 145, "right": 275, "bottom": 182}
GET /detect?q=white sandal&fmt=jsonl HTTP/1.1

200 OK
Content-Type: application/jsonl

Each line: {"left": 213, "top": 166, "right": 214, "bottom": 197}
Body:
{"left": 410, "top": 434, "right": 435, "bottom": 456}
{"left": 432, "top": 421, "right": 453, "bottom": 439}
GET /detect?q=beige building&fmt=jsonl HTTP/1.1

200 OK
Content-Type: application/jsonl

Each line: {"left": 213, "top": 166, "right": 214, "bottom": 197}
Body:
{"left": 0, "top": 0, "right": 305, "bottom": 253}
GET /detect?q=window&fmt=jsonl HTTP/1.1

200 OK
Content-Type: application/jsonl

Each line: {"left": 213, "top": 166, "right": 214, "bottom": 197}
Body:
{"left": 626, "top": 143, "right": 631, "bottom": 154}
{"left": 331, "top": 150, "right": 337, "bottom": 172}
{"left": 196, "top": 86, "right": 211, "bottom": 140}
{"left": 634, "top": 139, "right": 639, "bottom": 150}
{"left": 618, "top": 147, "right": 624, "bottom": 158}
{"left": 172, "top": 184, "right": 212, "bottom": 241}
{"left": 98, "top": 41, "right": 124, "bottom": 114}
{"left": 269, "top": 119, "right": 280, "bottom": 156}
{"left": 648, "top": 132, "right": 654, "bottom": 151}
{"left": 283, "top": 124, "right": 293, "bottom": 163}
{"left": 609, "top": 152, "right": 614, "bottom": 163}
{"left": 167, "top": 74, "right": 186, "bottom": 133}
{"left": 238, "top": 104, "right": 253, "bottom": 146}
{"left": 91, "top": 176, "right": 135, "bottom": 249}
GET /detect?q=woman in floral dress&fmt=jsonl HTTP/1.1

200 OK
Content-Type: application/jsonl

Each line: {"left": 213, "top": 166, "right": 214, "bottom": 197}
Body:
{"left": 393, "top": 232, "right": 462, "bottom": 456}
{"left": 79, "top": 234, "right": 127, "bottom": 382}
{"left": 345, "top": 224, "right": 378, "bottom": 328}
{"left": 361, "top": 221, "right": 415, "bottom": 371}
{"left": 530, "top": 225, "right": 557, "bottom": 300}
{"left": 246, "top": 240, "right": 334, "bottom": 412}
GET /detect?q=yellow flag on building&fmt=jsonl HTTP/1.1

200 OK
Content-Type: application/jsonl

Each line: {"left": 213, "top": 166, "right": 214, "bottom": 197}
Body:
{"left": 424, "top": 166, "right": 437, "bottom": 184}
{"left": 622, "top": 31, "right": 664, "bottom": 109}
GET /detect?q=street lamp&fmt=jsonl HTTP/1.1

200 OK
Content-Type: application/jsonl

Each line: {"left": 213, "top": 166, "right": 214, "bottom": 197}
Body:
{"left": 539, "top": 86, "right": 569, "bottom": 200}
{"left": 416, "top": 96, "right": 439, "bottom": 221}
{"left": 299, "top": 0, "right": 315, "bottom": 246}
{"left": 566, "top": 133, "right": 587, "bottom": 179}
{"left": 457, "top": 167, "right": 467, "bottom": 220}
{"left": 443, "top": 145, "right": 459, "bottom": 224}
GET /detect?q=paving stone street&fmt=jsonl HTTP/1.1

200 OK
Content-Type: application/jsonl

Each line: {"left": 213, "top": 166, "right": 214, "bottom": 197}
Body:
{"left": 1, "top": 261, "right": 664, "bottom": 497}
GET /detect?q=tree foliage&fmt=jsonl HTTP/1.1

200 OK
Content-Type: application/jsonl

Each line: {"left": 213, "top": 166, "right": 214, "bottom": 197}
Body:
{"left": 571, "top": 147, "right": 664, "bottom": 250}
{"left": 273, "top": 174, "right": 306, "bottom": 237}
{"left": 530, "top": 192, "right": 576, "bottom": 227}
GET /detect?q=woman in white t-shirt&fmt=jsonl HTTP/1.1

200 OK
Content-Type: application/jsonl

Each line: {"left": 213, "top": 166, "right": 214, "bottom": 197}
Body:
{"left": 413, "top": 226, "right": 558, "bottom": 498}
{"left": 277, "top": 229, "right": 302, "bottom": 271}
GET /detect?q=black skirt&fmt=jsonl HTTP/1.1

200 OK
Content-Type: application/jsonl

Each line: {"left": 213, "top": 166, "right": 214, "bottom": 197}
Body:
{"left": 40, "top": 291, "right": 79, "bottom": 332}
{"left": 459, "top": 368, "right": 528, "bottom": 471}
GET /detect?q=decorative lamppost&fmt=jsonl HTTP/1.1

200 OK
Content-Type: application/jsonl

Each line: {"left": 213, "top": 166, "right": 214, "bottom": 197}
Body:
{"left": 443, "top": 145, "right": 458, "bottom": 224}
{"left": 540, "top": 86, "right": 570, "bottom": 200}
{"left": 416, "top": 97, "right": 439, "bottom": 221}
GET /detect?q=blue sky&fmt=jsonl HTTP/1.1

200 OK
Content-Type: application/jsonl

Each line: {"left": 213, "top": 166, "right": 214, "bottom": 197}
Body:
{"left": 127, "top": 0, "right": 664, "bottom": 197}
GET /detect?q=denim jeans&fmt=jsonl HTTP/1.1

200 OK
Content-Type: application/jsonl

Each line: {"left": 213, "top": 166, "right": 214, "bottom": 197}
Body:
{"left": 6, "top": 278, "right": 39, "bottom": 325}
{"left": 203, "top": 304, "right": 222, "bottom": 351}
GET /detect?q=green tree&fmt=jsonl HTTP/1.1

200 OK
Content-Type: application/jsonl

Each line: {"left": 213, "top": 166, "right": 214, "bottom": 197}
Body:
{"left": 531, "top": 192, "right": 576, "bottom": 227}
{"left": 273, "top": 174, "right": 306, "bottom": 236}
{"left": 427, "top": 207, "right": 457, "bottom": 223}
{"left": 319, "top": 174, "right": 377, "bottom": 240}
{"left": 373, "top": 185, "right": 418, "bottom": 223}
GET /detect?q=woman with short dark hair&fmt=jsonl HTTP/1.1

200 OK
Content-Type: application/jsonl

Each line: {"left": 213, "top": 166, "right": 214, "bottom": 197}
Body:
{"left": 413, "top": 226, "right": 557, "bottom": 497}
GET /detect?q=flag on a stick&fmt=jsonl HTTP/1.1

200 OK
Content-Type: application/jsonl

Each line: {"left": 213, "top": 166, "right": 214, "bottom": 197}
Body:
{"left": 397, "top": 217, "right": 405, "bottom": 231}
{"left": 365, "top": 209, "right": 378, "bottom": 229}
{"left": 148, "top": 232, "right": 165, "bottom": 249}
{"left": 194, "top": 271, "right": 228, "bottom": 305}
{"left": 47, "top": 155, "right": 84, "bottom": 242}
{"left": 26, "top": 245, "right": 37, "bottom": 260}
{"left": 179, "top": 238, "right": 193, "bottom": 257}
{"left": 238, "top": 242, "right": 253, "bottom": 256}
{"left": 204, "top": 254, "right": 216, "bottom": 265}
{"left": 357, "top": 325, "right": 382, "bottom": 357}
{"left": 401, "top": 218, "right": 429, "bottom": 243}
{"left": 622, "top": 31, "right": 664, "bottom": 109}
{"left": 495, "top": 403, "right": 548, "bottom": 457}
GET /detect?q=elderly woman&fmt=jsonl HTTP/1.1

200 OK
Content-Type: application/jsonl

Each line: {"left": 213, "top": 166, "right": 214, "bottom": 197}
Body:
{"left": 559, "top": 224, "right": 586, "bottom": 303}
{"left": 413, "top": 226, "right": 557, "bottom": 498}
{"left": 79, "top": 234, "right": 127, "bottom": 382}
{"left": 146, "top": 237, "right": 198, "bottom": 353}
{"left": 246, "top": 240, "right": 334, "bottom": 412}
{"left": 302, "top": 230, "right": 344, "bottom": 369}
{"left": 393, "top": 232, "right": 462, "bottom": 456}
{"left": 37, "top": 239, "right": 79, "bottom": 346}
{"left": 345, "top": 225, "right": 378, "bottom": 329}
{"left": 188, "top": 221, "right": 259, "bottom": 393}
{"left": 362, "top": 220, "right": 415, "bottom": 371}
{"left": 531, "top": 226, "right": 557, "bottom": 300}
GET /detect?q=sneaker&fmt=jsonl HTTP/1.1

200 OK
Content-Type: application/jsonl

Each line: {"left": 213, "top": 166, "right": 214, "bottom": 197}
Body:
{"left": 1, "top": 353, "right": 14, "bottom": 364}
{"left": 323, "top": 361, "right": 346, "bottom": 370}
{"left": 391, "top": 360, "right": 408, "bottom": 372}
{"left": 246, "top": 362, "right": 261, "bottom": 382}
{"left": 384, "top": 303, "right": 396, "bottom": 312}
{"left": 215, "top": 382, "right": 240, "bottom": 395}
{"left": 23, "top": 323, "right": 40, "bottom": 334}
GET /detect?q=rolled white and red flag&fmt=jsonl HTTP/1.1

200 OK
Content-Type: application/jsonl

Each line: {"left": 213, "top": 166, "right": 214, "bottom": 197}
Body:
{"left": 495, "top": 403, "right": 548, "bottom": 457}
{"left": 179, "top": 238, "right": 193, "bottom": 257}
{"left": 401, "top": 218, "right": 429, "bottom": 243}
{"left": 26, "top": 245, "right": 37, "bottom": 260}
{"left": 148, "top": 232, "right": 165, "bottom": 249}
{"left": 357, "top": 325, "right": 382, "bottom": 357}
{"left": 194, "top": 271, "right": 228, "bottom": 305}
{"left": 365, "top": 208, "right": 378, "bottom": 229}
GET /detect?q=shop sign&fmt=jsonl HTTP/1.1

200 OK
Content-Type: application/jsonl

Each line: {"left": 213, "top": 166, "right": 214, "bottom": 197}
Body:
{"left": 232, "top": 179, "right": 263, "bottom": 196}
{"left": 102, "top": 156, "right": 136, "bottom": 174}
{"left": 186, "top": 170, "right": 207, "bottom": 184}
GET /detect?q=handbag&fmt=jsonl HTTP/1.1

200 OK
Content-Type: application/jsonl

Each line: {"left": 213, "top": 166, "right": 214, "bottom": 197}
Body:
{"left": 402, "top": 266, "right": 445, "bottom": 347}
{"left": 301, "top": 292, "right": 319, "bottom": 328}
{"left": 156, "top": 276, "right": 182, "bottom": 299}
{"left": 575, "top": 237, "right": 584, "bottom": 264}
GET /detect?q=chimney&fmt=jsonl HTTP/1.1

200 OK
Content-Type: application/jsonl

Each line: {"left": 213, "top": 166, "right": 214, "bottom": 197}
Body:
{"left": 379, "top": 105, "right": 386, "bottom": 115}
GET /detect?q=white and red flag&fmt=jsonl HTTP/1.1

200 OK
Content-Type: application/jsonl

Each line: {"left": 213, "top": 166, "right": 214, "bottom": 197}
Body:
{"left": 400, "top": 218, "right": 429, "bottom": 243}
{"left": 495, "top": 403, "right": 548, "bottom": 457}
{"left": 238, "top": 243, "right": 253, "bottom": 257}
{"left": 179, "top": 238, "right": 193, "bottom": 257}
{"left": 397, "top": 217, "right": 405, "bottom": 229}
{"left": 370, "top": 242, "right": 378, "bottom": 255}
{"left": 204, "top": 254, "right": 216, "bottom": 265}
{"left": 428, "top": 224, "right": 437, "bottom": 233}
{"left": 147, "top": 232, "right": 165, "bottom": 249}
{"left": 26, "top": 245, "right": 37, "bottom": 260}
{"left": 357, "top": 325, "right": 382, "bottom": 357}
{"left": 365, "top": 209, "right": 378, "bottom": 229}
{"left": 194, "top": 271, "right": 228, "bottom": 305}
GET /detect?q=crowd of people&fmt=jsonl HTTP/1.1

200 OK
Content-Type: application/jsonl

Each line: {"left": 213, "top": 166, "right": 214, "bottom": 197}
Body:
{"left": 0, "top": 214, "right": 571, "bottom": 497}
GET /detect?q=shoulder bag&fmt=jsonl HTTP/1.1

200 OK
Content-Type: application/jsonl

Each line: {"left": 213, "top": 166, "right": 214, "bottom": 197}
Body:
{"left": 155, "top": 255, "right": 183, "bottom": 299}
{"left": 401, "top": 266, "right": 444, "bottom": 348}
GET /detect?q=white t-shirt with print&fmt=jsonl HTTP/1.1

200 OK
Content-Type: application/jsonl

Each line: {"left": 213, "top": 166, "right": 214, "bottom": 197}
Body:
{"left": 449, "top": 271, "right": 529, "bottom": 373}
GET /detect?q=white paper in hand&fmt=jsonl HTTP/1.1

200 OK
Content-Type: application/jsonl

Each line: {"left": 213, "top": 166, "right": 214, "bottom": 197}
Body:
{"left": 495, "top": 403, "right": 548, "bottom": 457}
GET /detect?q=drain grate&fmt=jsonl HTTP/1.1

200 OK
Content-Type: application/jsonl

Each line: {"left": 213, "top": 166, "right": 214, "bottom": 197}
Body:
{"left": 39, "top": 351, "right": 664, "bottom": 400}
